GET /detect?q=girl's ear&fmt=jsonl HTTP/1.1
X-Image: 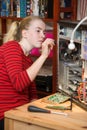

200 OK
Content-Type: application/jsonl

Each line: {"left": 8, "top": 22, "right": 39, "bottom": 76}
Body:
{"left": 22, "top": 29, "right": 28, "bottom": 38}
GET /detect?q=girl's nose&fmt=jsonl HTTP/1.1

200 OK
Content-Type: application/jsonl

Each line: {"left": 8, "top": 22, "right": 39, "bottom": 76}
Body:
{"left": 41, "top": 32, "right": 45, "bottom": 38}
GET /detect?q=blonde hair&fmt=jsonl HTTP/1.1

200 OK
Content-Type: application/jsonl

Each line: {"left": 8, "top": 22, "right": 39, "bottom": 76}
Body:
{"left": 3, "top": 16, "right": 44, "bottom": 43}
{"left": 3, "top": 21, "right": 19, "bottom": 43}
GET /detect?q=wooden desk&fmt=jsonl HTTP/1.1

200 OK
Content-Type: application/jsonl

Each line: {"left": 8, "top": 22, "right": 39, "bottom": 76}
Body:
{"left": 5, "top": 96, "right": 87, "bottom": 130}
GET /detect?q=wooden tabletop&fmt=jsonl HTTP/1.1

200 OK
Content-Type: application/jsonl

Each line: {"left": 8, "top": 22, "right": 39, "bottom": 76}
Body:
{"left": 5, "top": 96, "right": 87, "bottom": 130}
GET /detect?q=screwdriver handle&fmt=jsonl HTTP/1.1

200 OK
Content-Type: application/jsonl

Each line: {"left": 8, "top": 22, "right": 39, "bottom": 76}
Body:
{"left": 28, "top": 105, "right": 50, "bottom": 113}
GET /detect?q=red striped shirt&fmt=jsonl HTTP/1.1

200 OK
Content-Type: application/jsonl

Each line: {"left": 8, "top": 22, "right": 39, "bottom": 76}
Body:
{"left": 0, "top": 41, "right": 37, "bottom": 119}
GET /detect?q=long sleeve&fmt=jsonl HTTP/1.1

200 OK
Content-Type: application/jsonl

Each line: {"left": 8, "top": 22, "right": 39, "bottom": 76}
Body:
{"left": 3, "top": 41, "right": 32, "bottom": 92}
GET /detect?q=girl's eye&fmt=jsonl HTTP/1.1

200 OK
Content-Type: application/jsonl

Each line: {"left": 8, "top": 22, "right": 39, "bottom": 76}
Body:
{"left": 36, "top": 30, "right": 40, "bottom": 32}
{"left": 44, "top": 32, "right": 46, "bottom": 35}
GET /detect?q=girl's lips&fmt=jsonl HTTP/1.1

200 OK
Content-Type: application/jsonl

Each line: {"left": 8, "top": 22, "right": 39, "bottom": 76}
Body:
{"left": 38, "top": 40, "right": 43, "bottom": 43}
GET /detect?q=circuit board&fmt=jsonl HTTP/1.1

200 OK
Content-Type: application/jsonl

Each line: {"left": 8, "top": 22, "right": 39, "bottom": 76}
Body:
{"left": 42, "top": 92, "right": 70, "bottom": 105}
{"left": 47, "top": 93, "right": 70, "bottom": 103}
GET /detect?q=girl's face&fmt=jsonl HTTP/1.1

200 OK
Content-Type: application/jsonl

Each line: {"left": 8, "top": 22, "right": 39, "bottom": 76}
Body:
{"left": 26, "top": 20, "right": 46, "bottom": 49}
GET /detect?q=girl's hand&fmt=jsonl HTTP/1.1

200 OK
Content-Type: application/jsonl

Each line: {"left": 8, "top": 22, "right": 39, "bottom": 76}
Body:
{"left": 41, "top": 38, "right": 55, "bottom": 58}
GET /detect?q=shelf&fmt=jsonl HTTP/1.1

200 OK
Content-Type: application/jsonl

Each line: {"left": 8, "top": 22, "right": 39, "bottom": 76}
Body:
{"left": 59, "top": 35, "right": 81, "bottom": 44}
{"left": 60, "top": 7, "right": 73, "bottom": 12}
{"left": 0, "top": 16, "right": 56, "bottom": 22}
{"left": 58, "top": 20, "right": 87, "bottom": 30}
{"left": 0, "top": 16, "right": 22, "bottom": 21}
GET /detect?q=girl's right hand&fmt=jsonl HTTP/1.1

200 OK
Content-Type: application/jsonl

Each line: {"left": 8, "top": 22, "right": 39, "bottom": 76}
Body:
{"left": 41, "top": 38, "right": 55, "bottom": 58}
